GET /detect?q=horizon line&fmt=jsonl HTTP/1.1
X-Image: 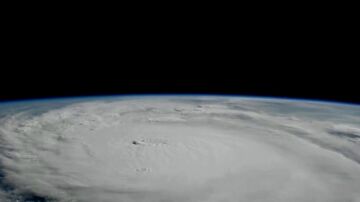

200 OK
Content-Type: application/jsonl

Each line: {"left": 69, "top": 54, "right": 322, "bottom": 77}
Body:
{"left": 0, "top": 93, "right": 359, "bottom": 107}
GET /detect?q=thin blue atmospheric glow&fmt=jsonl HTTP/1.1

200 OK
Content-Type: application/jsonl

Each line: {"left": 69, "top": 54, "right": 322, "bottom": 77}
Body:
{"left": 0, "top": 94, "right": 359, "bottom": 108}
{"left": 0, "top": 94, "right": 358, "bottom": 107}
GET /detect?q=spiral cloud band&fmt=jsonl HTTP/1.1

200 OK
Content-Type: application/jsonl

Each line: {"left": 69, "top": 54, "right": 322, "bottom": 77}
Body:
{"left": 0, "top": 96, "right": 359, "bottom": 202}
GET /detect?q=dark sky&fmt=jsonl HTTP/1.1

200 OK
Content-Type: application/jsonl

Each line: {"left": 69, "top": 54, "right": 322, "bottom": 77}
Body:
{"left": 2, "top": 12, "right": 357, "bottom": 105}
{"left": 1, "top": 63, "right": 358, "bottom": 105}
{"left": 2, "top": 32, "right": 357, "bottom": 104}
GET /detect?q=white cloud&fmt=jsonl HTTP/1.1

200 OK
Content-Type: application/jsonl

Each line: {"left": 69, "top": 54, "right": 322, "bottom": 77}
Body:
{"left": 0, "top": 97, "right": 359, "bottom": 201}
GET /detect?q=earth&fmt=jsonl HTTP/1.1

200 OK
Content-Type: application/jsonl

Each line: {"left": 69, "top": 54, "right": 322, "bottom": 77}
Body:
{"left": 0, "top": 95, "right": 359, "bottom": 202}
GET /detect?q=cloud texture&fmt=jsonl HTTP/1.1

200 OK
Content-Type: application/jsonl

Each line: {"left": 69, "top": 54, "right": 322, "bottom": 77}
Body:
{"left": 0, "top": 96, "right": 360, "bottom": 202}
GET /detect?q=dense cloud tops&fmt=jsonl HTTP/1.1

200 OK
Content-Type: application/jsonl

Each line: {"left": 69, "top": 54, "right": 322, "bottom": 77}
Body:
{"left": 0, "top": 96, "right": 360, "bottom": 202}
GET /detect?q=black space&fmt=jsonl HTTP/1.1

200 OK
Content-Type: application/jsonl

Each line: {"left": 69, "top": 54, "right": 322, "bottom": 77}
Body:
{"left": 1, "top": 63, "right": 358, "bottom": 105}
{"left": 2, "top": 38, "right": 358, "bottom": 104}
{"left": 2, "top": 11, "right": 358, "bottom": 105}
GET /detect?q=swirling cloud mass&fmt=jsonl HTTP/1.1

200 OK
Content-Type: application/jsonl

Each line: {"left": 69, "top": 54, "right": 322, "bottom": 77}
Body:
{"left": 0, "top": 96, "right": 360, "bottom": 202}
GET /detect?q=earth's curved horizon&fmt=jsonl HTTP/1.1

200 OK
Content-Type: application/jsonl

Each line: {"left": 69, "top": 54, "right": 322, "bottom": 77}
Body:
{"left": 0, "top": 95, "right": 359, "bottom": 202}
{"left": 1, "top": 94, "right": 359, "bottom": 107}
